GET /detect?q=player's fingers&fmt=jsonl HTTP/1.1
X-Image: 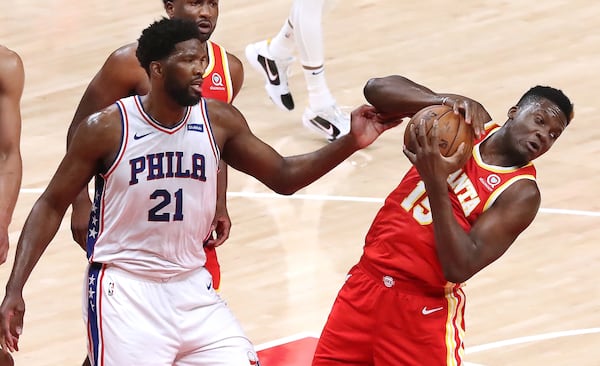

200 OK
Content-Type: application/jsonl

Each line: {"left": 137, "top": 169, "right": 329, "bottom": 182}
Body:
{"left": 380, "top": 119, "right": 403, "bottom": 132}
{"left": 402, "top": 145, "right": 417, "bottom": 164}
{"left": 447, "top": 142, "right": 467, "bottom": 166}
{"left": 429, "top": 119, "right": 440, "bottom": 152}
{"left": 415, "top": 118, "right": 427, "bottom": 147}
{"left": 0, "top": 317, "right": 14, "bottom": 353}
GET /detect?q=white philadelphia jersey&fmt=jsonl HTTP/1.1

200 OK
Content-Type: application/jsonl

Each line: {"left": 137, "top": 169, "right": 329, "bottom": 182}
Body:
{"left": 86, "top": 95, "right": 219, "bottom": 279}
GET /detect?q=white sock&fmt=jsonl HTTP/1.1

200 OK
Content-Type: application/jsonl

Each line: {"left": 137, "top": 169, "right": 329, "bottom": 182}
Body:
{"left": 304, "top": 66, "right": 335, "bottom": 111}
{"left": 269, "top": 19, "right": 295, "bottom": 60}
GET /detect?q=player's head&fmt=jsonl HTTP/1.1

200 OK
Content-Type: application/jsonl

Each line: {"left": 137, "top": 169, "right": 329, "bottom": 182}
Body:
{"left": 503, "top": 85, "right": 573, "bottom": 164}
{"left": 163, "top": 0, "right": 219, "bottom": 42}
{"left": 136, "top": 18, "right": 207, "bottom": 106}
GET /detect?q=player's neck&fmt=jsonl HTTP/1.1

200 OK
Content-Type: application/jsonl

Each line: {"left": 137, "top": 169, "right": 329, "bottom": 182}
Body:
{"left": 479, "top": 130, "right": 528, "bottom": 167}
{"left": 140, "top": 93, "right": 188, "bottom": 128}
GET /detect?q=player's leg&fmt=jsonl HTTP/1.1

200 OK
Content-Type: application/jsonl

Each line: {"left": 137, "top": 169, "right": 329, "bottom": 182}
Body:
{"left": 312, "top": 265, "right": 379, "bottom": 365}
{"left": 291, "top": 0, "right": 350, "bottom": 142}
{"left": 85, "top": 264, "right": 179, "bottom": 365}
{"left": 374, "top": 287, "right": 466, "bottom": 365}
{"left": 175, "top": 268, "right": 259, "bottom": 365}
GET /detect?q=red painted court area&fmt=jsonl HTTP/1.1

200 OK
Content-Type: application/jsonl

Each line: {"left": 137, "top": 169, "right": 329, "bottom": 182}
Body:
{"left": 256, "top": 334, "right": 319, "bottom": 366}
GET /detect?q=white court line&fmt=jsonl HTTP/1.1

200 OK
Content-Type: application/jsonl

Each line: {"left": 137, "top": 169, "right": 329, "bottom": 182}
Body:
{"left": 255, "top": 327, "right": 600, "bottom": 363}
{"left": 20, "top": 188, "right": 600, "bottom": 217}
{"left": 465, "top": 327, "right": 600, "bottom": 354}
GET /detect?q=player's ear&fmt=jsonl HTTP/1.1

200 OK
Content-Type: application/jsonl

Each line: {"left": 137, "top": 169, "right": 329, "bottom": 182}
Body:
{"left": 150, "top": 61, "right": 163, "bottom": 79}
{"left": 507, "top": 106, "right": 518, "bottom": 120}
{"left": 164, "top": 1, "right": 175, "bottom": 18}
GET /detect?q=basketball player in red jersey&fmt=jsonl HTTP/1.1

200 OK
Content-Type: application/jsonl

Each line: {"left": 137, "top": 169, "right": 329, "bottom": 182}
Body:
{"left": 312, "top": 75, "right": 573, "bottom": 365}
{"left": 0, "top": 46, "right": 24, "bottom": 267}
{"left": 68, "top": 0, "right": 243, "bottom": 294}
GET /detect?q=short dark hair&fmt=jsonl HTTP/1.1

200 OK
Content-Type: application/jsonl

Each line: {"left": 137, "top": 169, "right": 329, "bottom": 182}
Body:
{"left": 136, "top": 18, "right": 201, "bottom": 74}
{"left": 517, "top": 86, "right": 574, "bottom": 124}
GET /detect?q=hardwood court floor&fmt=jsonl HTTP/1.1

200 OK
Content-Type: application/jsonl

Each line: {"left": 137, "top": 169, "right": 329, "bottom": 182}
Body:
{"left": 1, "top": 0, "right": 599, "bottom": 365}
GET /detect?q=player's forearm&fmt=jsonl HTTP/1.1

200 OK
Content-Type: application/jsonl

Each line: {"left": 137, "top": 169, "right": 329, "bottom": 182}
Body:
{"left": 5, "top": 198, "right": 67, "bottom": 293}
{"left": 216, "top": 161, "right": 228, "bottom": 210}
{"left": 363, "top": 75, "right": 445, "bottom": 116}
{"left": 425, "top": 180, "right": 478, "bottom": 283}
{"left": 0, "top": 152, "right": 22, "bottom": 229}
{"left": 272, "top": 134, "right": 360, "bottom": 195}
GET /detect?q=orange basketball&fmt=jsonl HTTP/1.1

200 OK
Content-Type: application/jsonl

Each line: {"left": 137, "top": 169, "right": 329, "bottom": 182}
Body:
{"left": 404, "top": 104, "right": 474, "bottom": 157}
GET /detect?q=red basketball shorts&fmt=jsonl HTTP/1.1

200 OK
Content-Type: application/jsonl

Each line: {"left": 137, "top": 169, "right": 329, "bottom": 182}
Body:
{"left": 312, "top": 261, "right": 466, "bottom": 365}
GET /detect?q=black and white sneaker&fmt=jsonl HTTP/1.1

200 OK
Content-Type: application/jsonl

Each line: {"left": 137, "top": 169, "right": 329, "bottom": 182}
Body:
{"left": 245, "top": 40, "right": 295, "bottom": 111}
{"left": 302, "top": 104, "right": 350, "bottom": 142}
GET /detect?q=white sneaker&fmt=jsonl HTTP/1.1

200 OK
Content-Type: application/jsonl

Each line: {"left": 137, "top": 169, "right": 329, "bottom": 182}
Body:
{"left": 302, "top": 104, "right": 350, "bottom": 142}
{"left": 245, "top": 40, "right": 295, "bottom": 111}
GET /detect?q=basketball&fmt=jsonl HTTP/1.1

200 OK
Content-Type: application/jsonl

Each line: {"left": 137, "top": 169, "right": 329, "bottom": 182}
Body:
{"left": 403, "top": 104, "right": 474, "bottom": 157}
{"left": 0, "top": 351, "right": 14, "bottom": 366}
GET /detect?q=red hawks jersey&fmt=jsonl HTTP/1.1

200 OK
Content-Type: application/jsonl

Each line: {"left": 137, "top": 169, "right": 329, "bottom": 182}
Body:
{"left": 201, "top": 40, "right": 234, "bottom": 103}
{"left": 362, "top": 123, "right": 537, "bottom": 289}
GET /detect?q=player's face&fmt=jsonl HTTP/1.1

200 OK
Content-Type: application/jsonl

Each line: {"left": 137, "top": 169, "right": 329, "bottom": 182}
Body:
{"left": 505, "top": 98, "right": 567, "bottom": 163}
{"left": 165, "top": 0, "right": 219, "bottom": 42}
{"left": 163, "top": 38, "right": 207, "bottom": 106}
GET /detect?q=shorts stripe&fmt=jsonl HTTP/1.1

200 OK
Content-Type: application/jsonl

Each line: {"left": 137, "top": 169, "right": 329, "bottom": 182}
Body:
{"left": 444, "top": 287, "right": 466, "bottom": 365}
{"left": 87, "top": 263, "right": 106, "bottom": 366}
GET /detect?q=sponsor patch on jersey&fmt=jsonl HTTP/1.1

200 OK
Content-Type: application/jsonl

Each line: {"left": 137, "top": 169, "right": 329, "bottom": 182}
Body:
{"left": 187, "top": 123, "right": 204, "bottom": 132}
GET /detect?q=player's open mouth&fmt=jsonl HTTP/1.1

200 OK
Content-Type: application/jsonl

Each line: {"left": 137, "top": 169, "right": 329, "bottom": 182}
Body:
{"left": 190, "top": 81, "right": 202, "bottom": 94}
{"left": 197, "top": 21, "right": 212, "bottom": 31}
{"left": 527, "top": 141, "right": 540, "bottom": 154}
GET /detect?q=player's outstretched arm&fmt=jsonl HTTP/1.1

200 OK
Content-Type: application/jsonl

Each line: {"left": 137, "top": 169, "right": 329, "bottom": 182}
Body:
{"left": 364, "top": 75, "right": 490, "bottom": 137}
{"left": 0, "top": 107, "right": 122, "bottom": 352}
{"left": 212, "top": 100, "right": 398, "bottom": 195}
{"left": 67, "top": 44, "right": 145, "bottom": 248}
{"left": 0, "top": 48, "right": 24, "bottom": 265}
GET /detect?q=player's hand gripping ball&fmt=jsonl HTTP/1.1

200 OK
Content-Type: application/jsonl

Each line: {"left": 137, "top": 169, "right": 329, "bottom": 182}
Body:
{"left": 404, "top": 104, "right": 474, "bottom": 157}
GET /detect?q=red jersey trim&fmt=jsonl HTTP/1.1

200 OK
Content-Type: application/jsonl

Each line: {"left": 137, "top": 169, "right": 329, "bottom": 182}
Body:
{"left": 473, "top": 127, "right": 534, "bottom": 173}
{"left": 203, "top": 40, "right": 233, "bottom": 103}
{"left": 483, "top": 174, "right": 536, "bottom": 210}
{"left": 133, "top": 96, "right": 190, "bottom": 134}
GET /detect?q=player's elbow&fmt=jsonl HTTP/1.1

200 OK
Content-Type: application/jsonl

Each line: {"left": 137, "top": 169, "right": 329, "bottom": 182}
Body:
{"left": 442, "top": 265, "right": 475, "bottom": 284}
{"left": 269, "top": 184, "right": 298, "bottom": 196}
{"left": 363, "top": 77, "right": 384, "bottom": 103}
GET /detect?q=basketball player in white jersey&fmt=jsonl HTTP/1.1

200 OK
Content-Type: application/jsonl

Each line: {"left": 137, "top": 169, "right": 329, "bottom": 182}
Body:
{"left": 0, "top": 18, "right": 399, "bottom": 365}
{"left": 245, "top": 0, "right": 349, "bottom": 142}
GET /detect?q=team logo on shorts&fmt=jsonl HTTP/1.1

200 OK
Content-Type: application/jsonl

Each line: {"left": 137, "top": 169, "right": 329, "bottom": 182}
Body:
{"left": 247, "top": 351, "right": 261, "bottom": 365}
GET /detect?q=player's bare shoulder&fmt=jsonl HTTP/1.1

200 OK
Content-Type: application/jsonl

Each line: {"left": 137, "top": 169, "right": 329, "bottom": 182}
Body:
{"left": 77, "top": 104, "right": 124, "bottom": 150}
{"left": 108, "top": 42, "right": 140, "bottom": 66}
{"left": 204, "top": 98, "right": 248, "bottom": 146}
{"left": 225, "top": 51, "right": 244, "bottom": 98}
